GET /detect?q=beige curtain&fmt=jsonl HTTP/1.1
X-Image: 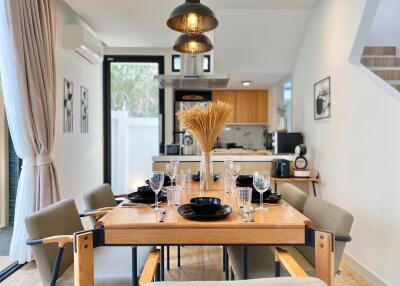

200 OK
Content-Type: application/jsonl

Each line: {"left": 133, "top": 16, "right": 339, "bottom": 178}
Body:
{"left": 13, "top": 0, "right": 59, "bottom": 209}
{"left": 0, "top": 0, "right": 59, "bottom": 262}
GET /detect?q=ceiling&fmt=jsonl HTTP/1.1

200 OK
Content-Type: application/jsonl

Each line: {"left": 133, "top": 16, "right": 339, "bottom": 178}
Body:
{"left": 64, "top": 0, "right": 320, "bottom": 89}
{"left": 64, "top": 0, "right": 320, "bottom": 48}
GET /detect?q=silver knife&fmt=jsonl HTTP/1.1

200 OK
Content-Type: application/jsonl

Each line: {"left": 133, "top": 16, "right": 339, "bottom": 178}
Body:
{"left": 159, "top": 211, "right": 166, "bottom": 223}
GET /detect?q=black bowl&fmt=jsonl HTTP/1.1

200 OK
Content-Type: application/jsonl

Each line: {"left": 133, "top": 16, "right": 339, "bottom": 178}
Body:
{"left": 236, "top": 175, "right": 253, "bottom": 186}
{"left": 190, "top": 197, "right": 221, "bottom": 215}
{"left": 137, "top": 186, "right": 155, "bottom": 198}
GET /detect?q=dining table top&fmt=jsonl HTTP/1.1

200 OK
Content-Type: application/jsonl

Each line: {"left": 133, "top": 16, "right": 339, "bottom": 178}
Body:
{"left": 98, "top": 182, "right": 312, "bottom": 231}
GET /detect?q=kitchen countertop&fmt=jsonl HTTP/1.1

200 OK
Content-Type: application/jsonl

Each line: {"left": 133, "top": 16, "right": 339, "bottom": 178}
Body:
{"left": 152, "top": 153, "right": 295, "bottom": 162}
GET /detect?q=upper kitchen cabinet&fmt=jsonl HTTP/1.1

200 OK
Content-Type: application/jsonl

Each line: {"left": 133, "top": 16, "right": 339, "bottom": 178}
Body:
{"left": 212, "top": 90, "right": 268, "bottom": 124}
{"left": 212, "top": 90, "right": 236, "bottom": 123}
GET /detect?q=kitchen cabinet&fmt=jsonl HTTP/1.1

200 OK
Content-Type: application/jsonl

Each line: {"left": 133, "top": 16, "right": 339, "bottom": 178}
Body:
{"left": 212, "top": 90, "right": 268, "bottom": 124}
{"left": 212, "top": 90, "right": 236, "bottom": 123}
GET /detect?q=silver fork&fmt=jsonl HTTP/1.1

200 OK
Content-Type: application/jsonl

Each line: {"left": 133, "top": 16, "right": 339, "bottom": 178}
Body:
{"left": 238, "top": 209, "right": 248, "bottom": 222}
{"left": 246, "top": 211, "right": 254, "bottom": 222}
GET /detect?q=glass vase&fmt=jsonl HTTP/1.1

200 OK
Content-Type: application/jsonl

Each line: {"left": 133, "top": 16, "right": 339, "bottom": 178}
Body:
{"left": 200, "top": 151, "right": 213, "bottom": 192}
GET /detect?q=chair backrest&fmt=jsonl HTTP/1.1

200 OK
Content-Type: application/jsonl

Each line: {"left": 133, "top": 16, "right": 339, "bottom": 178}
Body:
{"left": 25, "top": 199, "right": 84, "bottom": 285}
{"left": 280, "top": 183, "right": 307, "bottom": 212}
{"left": 83, "top": 183, "right": 117, "bottom": 211}
{"left": 296, "top": 197, "right": 354, "bottom": 272}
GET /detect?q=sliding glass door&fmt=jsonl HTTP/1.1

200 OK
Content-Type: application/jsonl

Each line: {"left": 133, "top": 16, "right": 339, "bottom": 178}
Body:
{"left": 104, "top": 56, "right": 164, "bottom": 194}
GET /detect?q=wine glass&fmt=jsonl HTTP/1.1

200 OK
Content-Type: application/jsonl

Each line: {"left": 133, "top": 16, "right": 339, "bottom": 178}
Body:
{"left": 166, "top": 159, "right": 179, "bottom": 186}
{"left": 229, "top": 164, "right": 241, "bottom": 192}
{"left": 253, "top": 171, "right": 270, "bottom": 212}
{"left": 149, "top": 171, "right": 165, "bottom": 212}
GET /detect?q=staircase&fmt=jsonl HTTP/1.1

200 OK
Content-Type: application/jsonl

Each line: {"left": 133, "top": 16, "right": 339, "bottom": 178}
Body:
{"left": 361, "top": 46, "right": 400, "bottom": 92}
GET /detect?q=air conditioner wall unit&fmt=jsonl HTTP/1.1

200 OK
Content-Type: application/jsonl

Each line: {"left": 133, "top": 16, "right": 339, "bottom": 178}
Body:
{"left": 63, "top": 24, "right": 103, "bottom": 65}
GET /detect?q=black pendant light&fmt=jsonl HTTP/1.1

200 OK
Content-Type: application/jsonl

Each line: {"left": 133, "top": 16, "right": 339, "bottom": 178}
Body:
{"left": 173, "top": 34, "right": 213, "bottom": 54}
{"left": 167, "top": 0, "right": 218, "bottom": 35}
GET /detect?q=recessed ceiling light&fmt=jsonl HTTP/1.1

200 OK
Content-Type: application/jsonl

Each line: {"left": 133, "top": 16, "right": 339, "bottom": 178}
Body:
{"left": 241, "top": 81, "right": 251, "bottom": 86}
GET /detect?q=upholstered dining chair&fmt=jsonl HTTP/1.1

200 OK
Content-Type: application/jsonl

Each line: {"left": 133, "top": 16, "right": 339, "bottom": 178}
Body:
{"left": 139, "top": 246, "right": 327, "bottom": 286}
{"left": 279, "top": 183, "right": 308, "bottom": 212}
{"left": 25, "top": 199, "right": 154, "bottom": 286}
{"left": 227, "top": 196, "right": 354, "bottom": 280}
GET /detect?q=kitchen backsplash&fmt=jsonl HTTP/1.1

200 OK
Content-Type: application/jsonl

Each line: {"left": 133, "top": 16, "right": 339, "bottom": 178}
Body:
{"left": 217, "top": 125, "right": 268, "bottom": 149}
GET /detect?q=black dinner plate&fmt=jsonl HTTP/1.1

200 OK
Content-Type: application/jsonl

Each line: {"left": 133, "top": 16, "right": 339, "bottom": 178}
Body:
{"left": 125, "top": 191, "right": 167, "bottom": 204}
{"left": 178, "top": 204, "right": 232, "bottom": 220}
{"left": 252, "top": 193, "right": 281, "bottom": 204}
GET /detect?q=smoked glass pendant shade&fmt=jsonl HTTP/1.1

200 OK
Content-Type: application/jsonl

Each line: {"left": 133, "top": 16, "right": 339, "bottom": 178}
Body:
{"left": 167, "top": 0, "right": 218, "bottom": 34}
{"left": 173, "top": 34, "right": 213, "bottom": 54}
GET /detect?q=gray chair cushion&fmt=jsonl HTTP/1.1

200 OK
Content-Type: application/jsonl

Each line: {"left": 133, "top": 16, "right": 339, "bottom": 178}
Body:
{"left": 296, "top": 197, "right": 353, "bottom": 272}
{"left": 25, "top": 199, "right": 84, "bottom": 285}
{"left": 83, "top": 184, "right": 117, "bottom": 225}
{"left": 145, "top": 277, "right": 326, "bottom": 286}
{"left": 57, "top": 245, "right": 154, "bottom": 286}
{"left": 228, "top": 197, "right": 353, "bottom": 280}
{"left": 279, "top": 183, "right": 307, "bottom": 212}
{"left": 83, "top": 183, "right": 117, "bottom": 210}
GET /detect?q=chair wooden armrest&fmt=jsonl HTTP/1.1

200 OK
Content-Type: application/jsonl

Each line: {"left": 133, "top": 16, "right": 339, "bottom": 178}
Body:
{"left": 114, "top": 194, "right": 127, "bottom": 198}
{"left": 139, "top": 249, "right": 160, "bottom": 286}
{"left": 80, "top": 209, "right": 111, "bottom": 220}
{"left": 27, "top": 235, "right": 74, "bottom": 248}
{"left": 275, "top": 247, "right": 308, "bottom": 278}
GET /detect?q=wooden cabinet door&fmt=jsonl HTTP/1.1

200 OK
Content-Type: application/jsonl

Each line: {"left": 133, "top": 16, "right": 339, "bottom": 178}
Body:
{"left": 212, "top": 90, "right": 236, "bottom": 123}
{"left": 255, "top": 90, "right": 268, "bottom": 123}
{"left": 235, "top": 91, "right": 257, "bottom": 123}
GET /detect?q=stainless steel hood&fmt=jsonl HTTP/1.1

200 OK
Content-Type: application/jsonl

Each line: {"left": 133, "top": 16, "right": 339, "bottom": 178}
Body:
{"left": 154, "top": 54, "right": 229, "bottom": 90}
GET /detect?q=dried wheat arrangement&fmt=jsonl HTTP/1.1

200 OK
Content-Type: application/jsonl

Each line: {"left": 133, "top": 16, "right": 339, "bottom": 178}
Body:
{"left": 177, "top": 101, "right": 233, "bottom": 191}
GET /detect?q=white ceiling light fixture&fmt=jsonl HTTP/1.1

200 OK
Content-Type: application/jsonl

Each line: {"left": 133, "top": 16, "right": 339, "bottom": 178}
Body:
{"left": 241, "top": 81, "right": 251, "bottom": 86}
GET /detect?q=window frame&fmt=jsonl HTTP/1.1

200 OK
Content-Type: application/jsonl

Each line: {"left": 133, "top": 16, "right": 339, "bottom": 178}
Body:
{"left": 103, "top": 55, "right": 165, "bottom": 184}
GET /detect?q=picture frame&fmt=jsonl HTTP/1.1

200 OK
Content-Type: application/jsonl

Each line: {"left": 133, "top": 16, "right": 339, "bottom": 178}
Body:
{"left": 80, "top": 86, "right": 89, "bottom": 133}
{"left": 63, "top": 79, "right": 73, "bottom": 132}
{"left": 314, "top": 77, "right": 331, "bottom": 120}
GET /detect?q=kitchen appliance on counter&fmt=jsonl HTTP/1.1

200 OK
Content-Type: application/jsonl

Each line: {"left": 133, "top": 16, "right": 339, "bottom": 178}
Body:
{"left": 272, "top": 132, "right": 303, "bottom": 154}
{"left": 272, "top": 159, "right": 291, "bottom": 178}
{"left": 166, "top": 144, "right": 181, "bottom": 155}
{"left": 174, "top": 90, "right": 211, "bottom": 145}
{"left": 293, "top": 144, "right": 311, "bottom": 177}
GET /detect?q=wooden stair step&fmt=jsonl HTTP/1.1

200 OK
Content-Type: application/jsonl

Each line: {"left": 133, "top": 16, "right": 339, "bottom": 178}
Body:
{"left": 361, "top": 57, "right": 400, "bottom": 67}
{"left": 363, "top": 46, "right": 396, "bottom": 56}
{"left": 391, "top": 84, "right": 400, "bottom": 91}
{"left": 373, "top": 70, "right": 400, "bottom": 80}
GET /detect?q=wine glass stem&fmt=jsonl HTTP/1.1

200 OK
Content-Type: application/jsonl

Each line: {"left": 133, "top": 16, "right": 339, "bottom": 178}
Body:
{"left": 260, "top": 192, "right": 263, "bottom": 209}
{"left": 155, "top": 192, "right": 159, "bottom": 209}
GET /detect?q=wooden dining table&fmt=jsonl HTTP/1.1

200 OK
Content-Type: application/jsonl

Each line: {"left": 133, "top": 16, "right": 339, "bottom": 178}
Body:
{"left": 73, "top": 182, "right": 335, "bottom": 286}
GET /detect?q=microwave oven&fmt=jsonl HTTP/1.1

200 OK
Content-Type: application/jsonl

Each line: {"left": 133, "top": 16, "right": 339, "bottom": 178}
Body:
{"left": 272, "top": 132, "right": 303, "bottom": 154}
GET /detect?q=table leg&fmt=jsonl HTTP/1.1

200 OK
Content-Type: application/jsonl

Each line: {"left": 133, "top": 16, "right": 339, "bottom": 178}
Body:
{"left": 274, "top": 181, "right": 278, "bottom": 193}
{"left": 160, "top": 246, "right": 165, "bottom": 281}
{"left": 177, "top": 246, "right": 181, "bottom": 267}
{"left": 74, "top": 231, "right": 94, "bottom": 286}
{"left": 242, "top": 245, "right": 248, "bottom": 280}
{"left": 315, "top": 231, "right": 334, "bottom": 286}
{"left": 167, "top": 246, "right": 170, "bottom": 270}
{"left": 132, "top": 246, "right": 138, "bottom": 286}
{"left": 223, "top": 246, "right": 227, "bottom": 272}
{"left": 224, "top": 247, "right": 229, "bottom": 281}
{"left": 312, "top": 182, "right": 317, "bottom": 197}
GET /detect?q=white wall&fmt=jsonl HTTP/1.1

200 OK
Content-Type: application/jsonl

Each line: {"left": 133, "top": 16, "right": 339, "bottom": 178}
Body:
{"left": 54, "top": 0, "right": 103, "bottom": 211}
{"left": 292, "top": 0, "right": 400, "bottom": 285}
{"left": 367, "top": 0, "right": 400, "bottom": 51}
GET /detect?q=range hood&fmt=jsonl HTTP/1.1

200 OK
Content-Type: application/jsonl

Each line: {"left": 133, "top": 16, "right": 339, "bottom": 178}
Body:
{"left": 154, "top": 54, "right": 229, "bottom": 90}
